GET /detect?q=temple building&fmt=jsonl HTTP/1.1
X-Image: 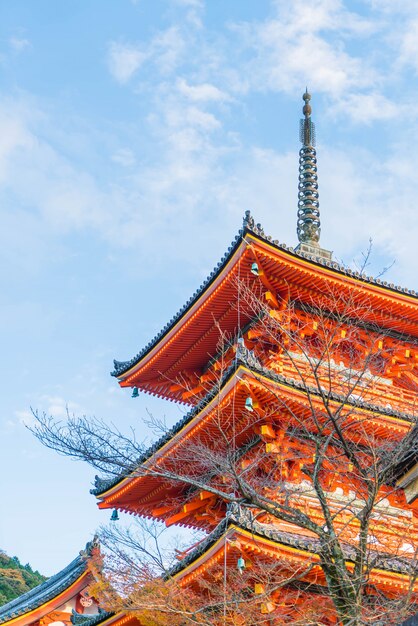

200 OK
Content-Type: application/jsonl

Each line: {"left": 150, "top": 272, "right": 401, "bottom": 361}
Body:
{"left": 90, "top": 92, "right": 418, "bottom": 623}
{"left": 0, "top": 540, "right": 137, "bottom": 626}
{"left": 0, "top": 540, "right": 104, "bottom": 626}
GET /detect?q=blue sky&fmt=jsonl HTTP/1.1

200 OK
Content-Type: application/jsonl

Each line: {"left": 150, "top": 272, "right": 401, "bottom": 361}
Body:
{"left": 1, "top": 0, "right": 418, "bottom": 576}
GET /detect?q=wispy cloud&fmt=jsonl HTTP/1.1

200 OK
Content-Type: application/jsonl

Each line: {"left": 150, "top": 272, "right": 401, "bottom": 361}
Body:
{"left": 111, "top": 148, "right": 136, "bottom": 167}
{"left": 15, "top": 409, "right": 36, "bottom": 427}
{"left": 229, "top": 0, "right": 384, "bottom": 122}
{"left": 107, "top": 26, "right": 185, "bottom": 84}
{"left": 2, "top": 0, "right": 418, "bottom": 289}
{"left": 9, "top": 37, "right": 30, "bottom": 52}
{"left": 15, "top": 396, "right": 83, "bottom": 428}
{"left": 177, "top": 78, "right": 231, "bottom": 102}
{"left": 172, "top": 0, "right": 205, "bottom": 28}
{"left": 107, "top": 42, "right": 147, "bottom": 83}
{"left": 331, "top": 92, "right": 400, "bottom": 123}
{"left": 152, "top": 27, "right": 186, "bottom": 73}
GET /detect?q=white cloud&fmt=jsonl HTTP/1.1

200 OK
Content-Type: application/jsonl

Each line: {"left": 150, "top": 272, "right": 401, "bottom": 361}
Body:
{"left": 369, "top": 0, "right": 418, "bottom": 14}
{"left": 0, "top": 81, "right": 414, "bottom": 290}
{"left": 40, "top": 395, "right": 83, "bottom": 419}
{"left": 228, "top": 0, "right": 397, "bottom": 123}
{"left": 107, "top": 27, "right": 185, "bottom": 84}
{"left": 9, "top": 37, "right": 30, "bottom": 52}
{"left": 332, "top": 92, "right": 400, "bottom": 123}
{"left": 0, "top": 106, "right": 35, "bottom": 183}
{"left": 173, "top": 0, "right": 203, "bottom": 7}
{"left": 355, "top": 3, "right": 418, "bottom": 81}
{"left": 161, "top": 100, "right": 221, "bottom": 133}
{"left": 394, "top": 17, "right": 418, "bottom": 74}
{"left": 107, "top": 42, "right": 147, "bottom": 83}
{"left": 15, "top": 410, "right": 34, "bottom": 426}
{"left": 112, "top": 148, "right": 136, "bottom": 167}
{"left": 185, "top": 107, "right": 220, "bottom": 130}
{"left": 0, "top": 102, "right": 119, "bottom": 248}
{"left": 271, "top": 0, "right": 374, "bottom": 36}
{"left": 14, "top": 396, "right": 84, "bottom": 428}
{"left": 171, "top": 0, "right": 204, "bottom": 28}
{"left": 177, "top": 78, "right": 231, "bottom": 102}
{"left": 246, "top": 19, "right": 370, "bottom": 95}
{"left": 152, "top": 27, "right": 185, "bottom": 73}
{"left": 2, "top": 1, "right": 417, "bottom": 291}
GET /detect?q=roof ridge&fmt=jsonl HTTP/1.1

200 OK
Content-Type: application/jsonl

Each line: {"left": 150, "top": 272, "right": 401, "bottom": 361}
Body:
{"left": 168, "top": 503, "right": 416, "bottom": 578}
{"left": 111, "top": 213, "right": 418, "bottom": 379}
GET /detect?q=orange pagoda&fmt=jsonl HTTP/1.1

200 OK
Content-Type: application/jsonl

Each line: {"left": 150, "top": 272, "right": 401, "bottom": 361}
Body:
{"left": 92, "top": 92, "right": 418, "bottom": 624}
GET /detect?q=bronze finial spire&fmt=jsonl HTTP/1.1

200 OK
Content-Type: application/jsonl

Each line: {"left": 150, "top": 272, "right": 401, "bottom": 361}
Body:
{"left": 297, "top": 89, "right": 321, "bottom": 247}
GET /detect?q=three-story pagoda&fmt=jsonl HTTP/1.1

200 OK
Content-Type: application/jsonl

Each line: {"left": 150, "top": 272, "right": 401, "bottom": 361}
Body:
{"left": 92, "top": 92, "right": 418, "bottom": 624}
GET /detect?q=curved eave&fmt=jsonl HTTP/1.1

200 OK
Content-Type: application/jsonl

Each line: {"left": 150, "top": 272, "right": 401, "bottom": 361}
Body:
{"left": 170, "top": 520, "right": 417, "bottom": 592}
{"left": 112, "top": 229, "right": 246, "bottom": 381}
{"left": 171, "top": 523, "right": 320, "bottom": 583}
{"left": 95, "top": 364, "right": 241, "bottom": 501}
{"left": 0, "top": 569, "right": 89, "bottom": 626}
{"left": 112, "top": 223, "right": 418, "bottom": 402}
{"left": 95, "top": 362, "right": 413, "bottom": 506}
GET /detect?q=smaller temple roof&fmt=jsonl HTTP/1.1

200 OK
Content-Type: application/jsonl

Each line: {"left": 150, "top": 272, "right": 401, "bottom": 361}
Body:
{"left": 0, "top": 540, "right": 96, "bottom": 625}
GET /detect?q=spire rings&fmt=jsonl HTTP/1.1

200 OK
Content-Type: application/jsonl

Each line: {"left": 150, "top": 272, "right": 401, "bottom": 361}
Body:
{"left": 297, "top": 145, "right": 320, "bottom": 244}
{"left": 296, "top": 90, "right": 321, "bottom": 246}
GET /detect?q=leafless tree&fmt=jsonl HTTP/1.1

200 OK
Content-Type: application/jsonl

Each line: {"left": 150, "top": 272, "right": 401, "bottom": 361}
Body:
{"left": 31, "top": 274, "right": 418, "bottom": 626}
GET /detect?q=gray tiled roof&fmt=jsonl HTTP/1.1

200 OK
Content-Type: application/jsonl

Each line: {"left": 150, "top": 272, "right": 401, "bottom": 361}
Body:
{"left": 168, "top": 503, "right": 417, "bottom": 579}
{"left": 92, "top": 355, "right": 415, "bottom": 497}
{"left": 390, "top": 424, "right": 418, "bottom": 483}
{"left": 0, "top": 540, "right": 96, "bottom": 625}
{"left": 71, "top": 609, "right": 113, "bottom": 626}
{"left": 166, "top": 503, "right": 324, "bottom": 578}
{"left": 111, "top": 211, "right": 418, "bottom": 379}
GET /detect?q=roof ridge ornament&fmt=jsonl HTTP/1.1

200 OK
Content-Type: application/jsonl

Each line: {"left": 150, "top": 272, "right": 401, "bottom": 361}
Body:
{"left": 296, "top": 89, "right": 332, "bottom": 261}
{"left": 242, "top": 210, "right": 266, "bottom": 238}
{"left": 243, "top": 210, "right": 255, "bottom": 230}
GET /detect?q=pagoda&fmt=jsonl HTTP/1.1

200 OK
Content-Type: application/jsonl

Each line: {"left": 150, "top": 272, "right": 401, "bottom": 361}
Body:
{"left": 92, "top": 92, "right": 418, "bottom": 624}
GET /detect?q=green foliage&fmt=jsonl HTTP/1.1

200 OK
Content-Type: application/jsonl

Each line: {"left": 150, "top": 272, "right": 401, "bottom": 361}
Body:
{"left": 0, "top": 550, "right": 46, "bottom": 607}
